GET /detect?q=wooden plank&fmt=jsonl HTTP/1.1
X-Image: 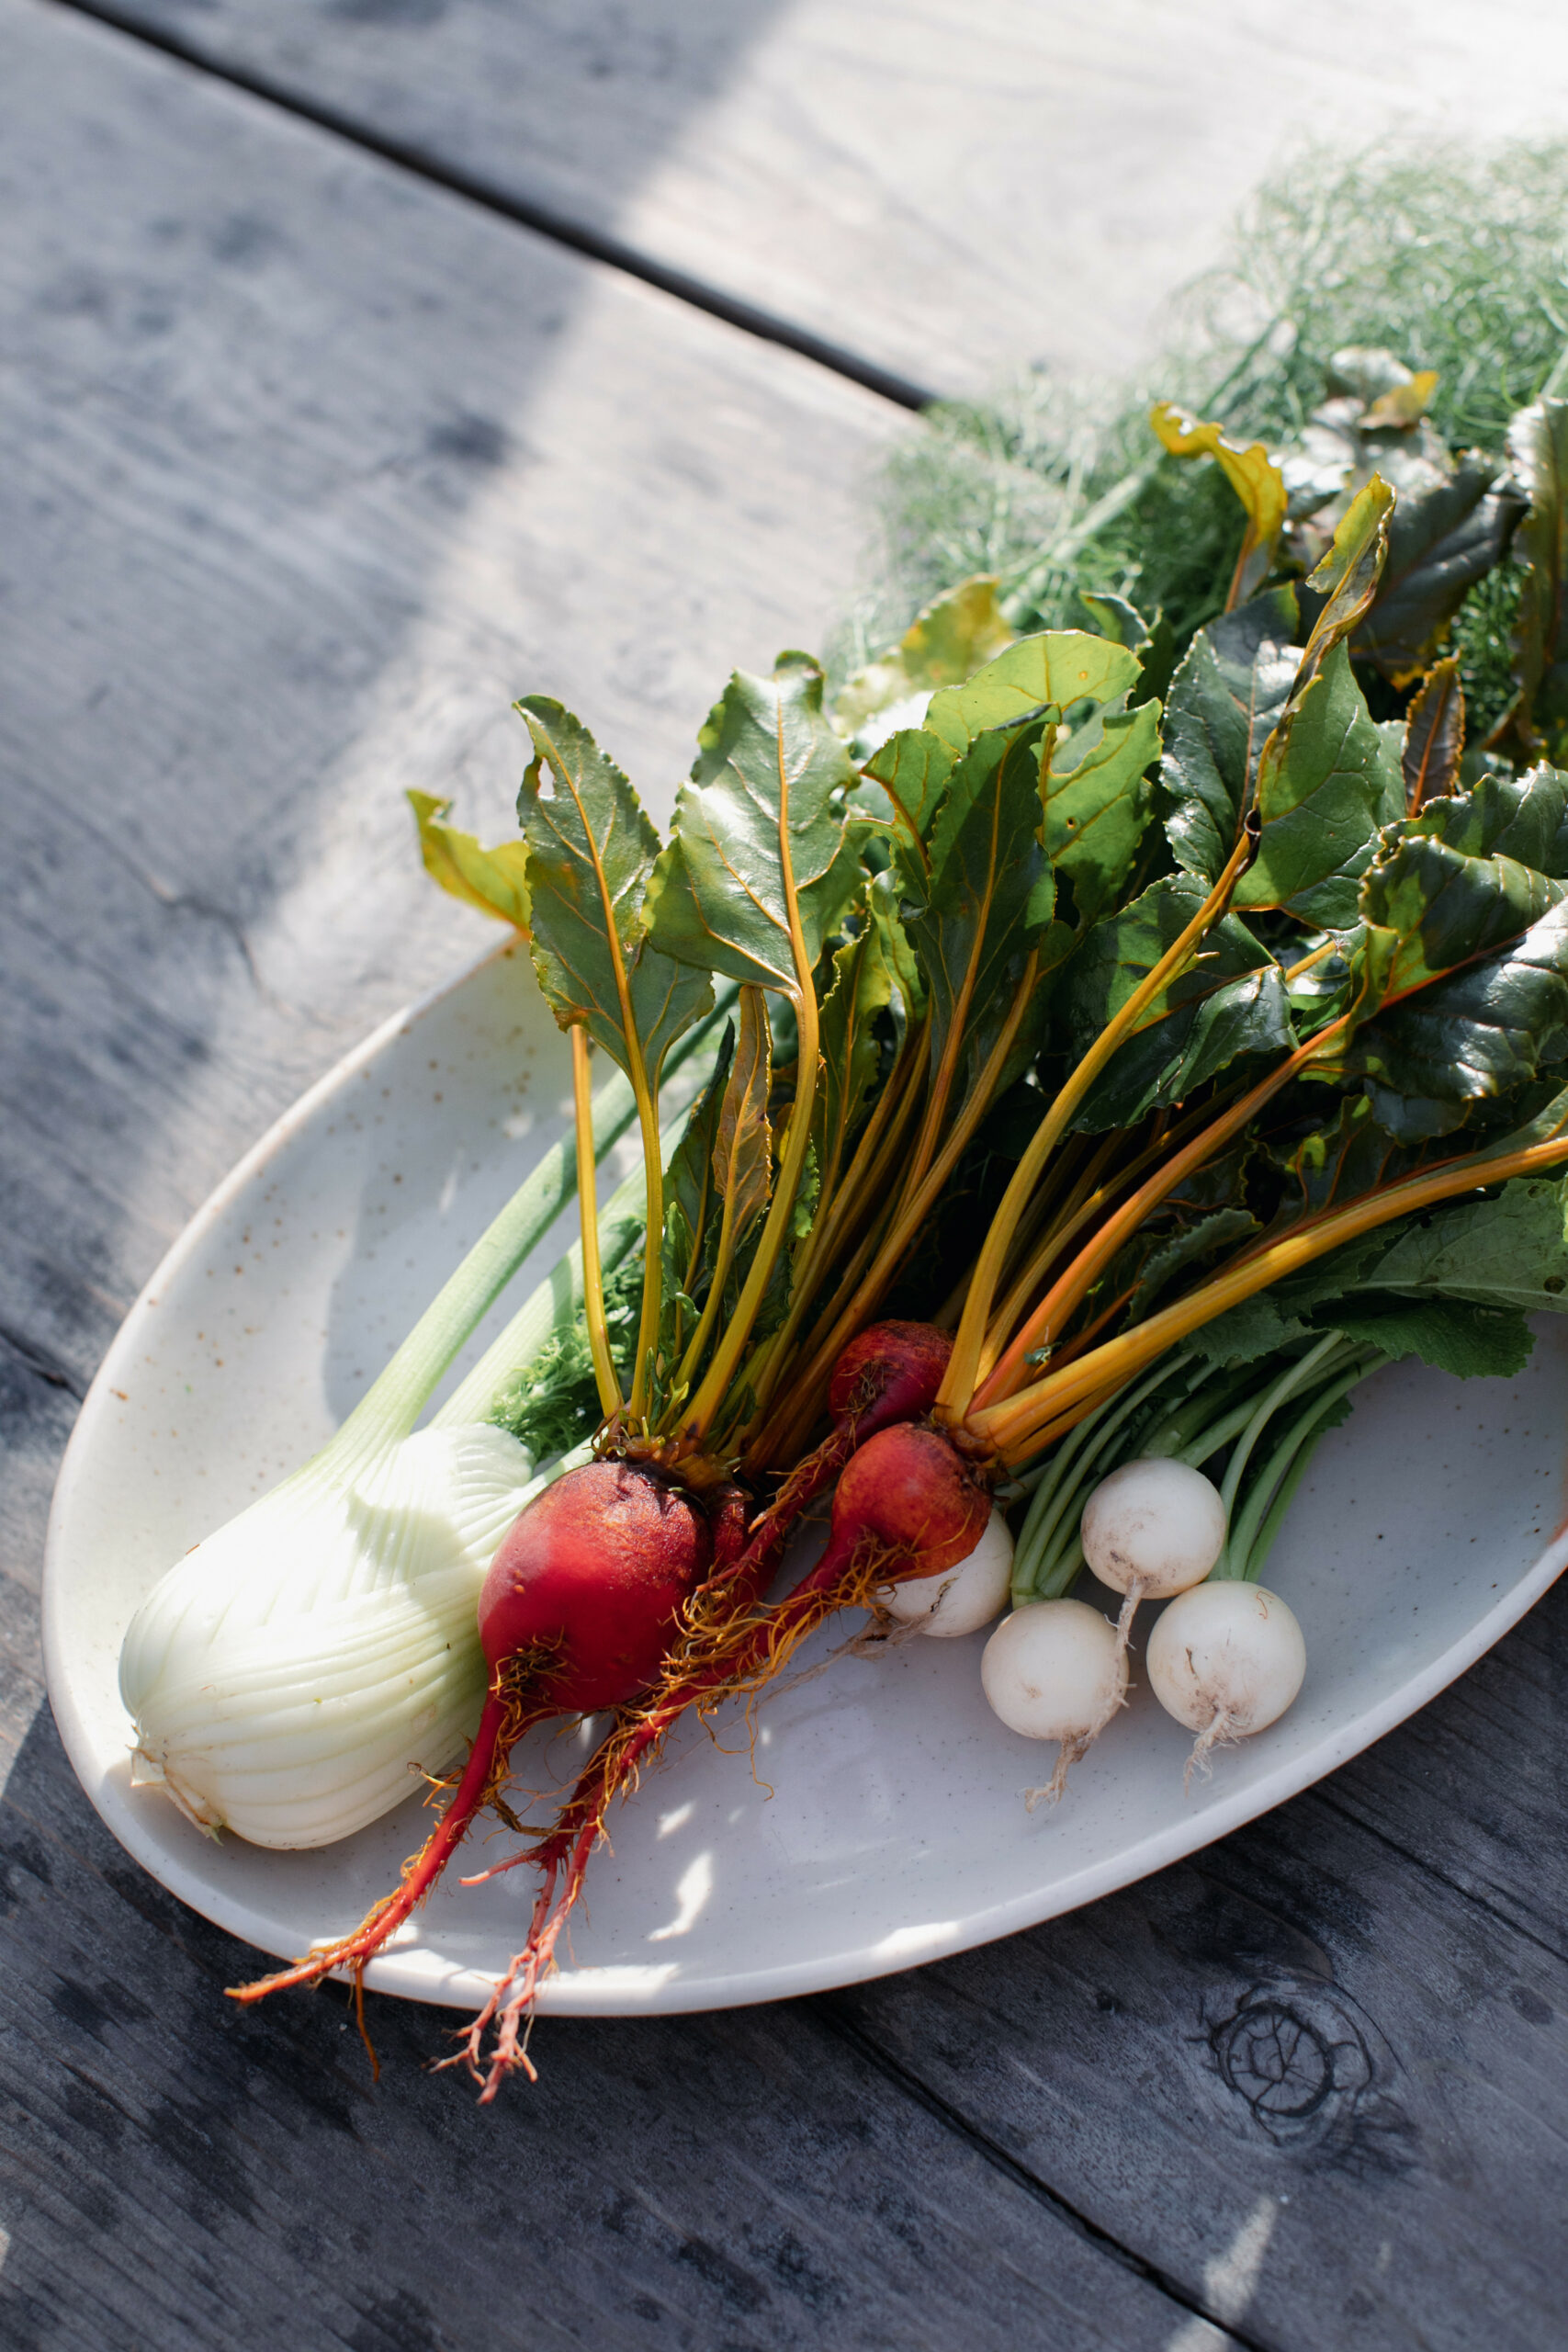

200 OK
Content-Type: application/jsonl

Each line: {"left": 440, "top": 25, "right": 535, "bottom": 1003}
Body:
{"left": 62, "top": 0, "right": 1568, "bottom": 399}
{"left": 0, "top": 1697, "right": 1247, "bottom": 2352}
{"left": 0, "top": 0, "right": 895, "bottom": 1415}
{"left": 0, "top": 12, "right": 1233, "bottom": 2348}
{"left": 834, "top": 1686, "right": 1568, "bottom": 2352}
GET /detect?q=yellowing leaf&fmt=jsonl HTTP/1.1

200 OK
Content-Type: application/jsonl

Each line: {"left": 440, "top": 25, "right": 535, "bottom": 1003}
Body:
{"left": 1360, "top": 371, "right": 1439, "bottom": 429}
{"left": 407, "top": 791, "right": 530, "bottom": 930}
{"left": 1149, "top": 401, "right": 1288, "bottom": 610}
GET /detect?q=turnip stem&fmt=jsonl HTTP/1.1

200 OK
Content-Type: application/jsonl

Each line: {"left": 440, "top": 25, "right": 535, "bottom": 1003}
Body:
{"left": 1218, "top": 1347, "right": 1386, "bottom": 1579}
{"left": 1216, "top": 1332, "right": 1344, "bottom": 1535}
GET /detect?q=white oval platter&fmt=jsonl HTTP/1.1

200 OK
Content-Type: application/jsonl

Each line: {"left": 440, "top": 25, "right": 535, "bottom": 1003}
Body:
{"left": 43, "top": 941, "right": 1568, "bottom": 2016}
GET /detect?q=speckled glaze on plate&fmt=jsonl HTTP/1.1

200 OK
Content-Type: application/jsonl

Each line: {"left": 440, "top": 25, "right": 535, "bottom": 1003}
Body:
{"left": 42, "top": 943, "right": 1568, "bottom": 2014}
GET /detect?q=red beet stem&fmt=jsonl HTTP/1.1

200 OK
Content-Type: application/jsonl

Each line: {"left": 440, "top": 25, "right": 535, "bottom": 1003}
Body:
{"left": 228, "top": 1689, "right": 516, "bottom": 2018}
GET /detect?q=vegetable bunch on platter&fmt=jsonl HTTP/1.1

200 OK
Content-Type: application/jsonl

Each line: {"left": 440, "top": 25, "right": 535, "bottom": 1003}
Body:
{"left": 118, "top": 344, "right": 1568, "bottom": 2098}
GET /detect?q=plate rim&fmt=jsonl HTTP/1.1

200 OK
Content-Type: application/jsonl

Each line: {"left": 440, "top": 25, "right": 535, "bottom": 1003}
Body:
{"left": 41, "top": 944, "right": 1568, "bottom": 2016}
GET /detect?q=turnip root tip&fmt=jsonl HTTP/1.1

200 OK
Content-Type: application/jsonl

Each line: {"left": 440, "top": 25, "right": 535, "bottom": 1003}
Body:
{"left": 980, "top": 1599, "right": 1128, "bottom": 1806}
{"left": 1145, "top": 1579, "right": 1306, "bottom": 1791}
{"left": 1080, "top": 1453, "right": 1227, "bottom": 1691}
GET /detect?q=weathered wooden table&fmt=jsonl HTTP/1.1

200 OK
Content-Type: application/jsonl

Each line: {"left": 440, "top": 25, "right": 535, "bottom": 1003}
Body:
{"left": 6, "top": 6, "right": 1568, "bottom": 2345}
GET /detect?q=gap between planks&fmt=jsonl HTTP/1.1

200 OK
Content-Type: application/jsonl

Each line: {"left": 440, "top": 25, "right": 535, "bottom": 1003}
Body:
{"left": 38, "top": 0, "right": 940, "bottom": 412}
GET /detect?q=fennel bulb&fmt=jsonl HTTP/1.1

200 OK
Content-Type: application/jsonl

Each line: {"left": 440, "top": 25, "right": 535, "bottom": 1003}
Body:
{"left": 120, "top": 1422, "right": 538, "bottom": 1848}
{"left": 117, "top": 1011, "right": 725, "bottom": 1852}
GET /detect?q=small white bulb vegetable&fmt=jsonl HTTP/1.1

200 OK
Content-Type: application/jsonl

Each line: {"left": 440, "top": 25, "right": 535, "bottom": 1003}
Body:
{"left": 117, "top": 1049, "right": 716, "bottom": 1852}
{"left": 875, "top": 1508, "right": 1013, "bottom": 1636}
{"left": 980, "top": 1598, "right": 1128, "bottom": 1806}
{"left": 1146, "top": 1579, "right": 1306, "bottom": 1787}
{"left": 1080, "top": 1455, "right": 1227, "bottom": 1601}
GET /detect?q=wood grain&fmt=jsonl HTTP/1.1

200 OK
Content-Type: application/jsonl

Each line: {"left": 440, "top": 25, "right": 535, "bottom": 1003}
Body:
{"left": 57, "top": 0, "right": 1568, "bottom": 400}
{"left": 4, "top": 6, "right": 1567, "bottom": 2347}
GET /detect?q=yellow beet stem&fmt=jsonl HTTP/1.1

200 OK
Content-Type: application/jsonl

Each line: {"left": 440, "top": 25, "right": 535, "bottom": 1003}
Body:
{"left": 976, "top": 1126, "right": 1568, "bottom": 1464}
{"left": 570, "top": 1024, "right": 623, "bottom": 1419}
{"left": 683, "top": 717, "right": 822, "bottom": 1441}
{"left": 939, "top": 831, "right": 1255, "bottom": 1419}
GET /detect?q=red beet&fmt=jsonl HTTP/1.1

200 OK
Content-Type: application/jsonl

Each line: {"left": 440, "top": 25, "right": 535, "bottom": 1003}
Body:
{"left": 457, "top": 1421, "right": 991, "bottom": 2098}
{"left": 808, "top": 1420, "right": 989, "bottom": 1590}
{"left": 827, "top": 1319, "right": 953, "bottom": 1436}
{"left": 231, "top": 1461, "right": 714, "bottom": 2024}
{"left": 480, "top": 1461, "right": 712, "bottom": 1713}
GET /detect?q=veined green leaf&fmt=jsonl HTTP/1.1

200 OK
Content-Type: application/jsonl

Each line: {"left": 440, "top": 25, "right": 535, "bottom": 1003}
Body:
{"left": 1268, "top": 1095, "right": 1427, "bottom": 1226}
{"left": 836, "top": 575, "right": 1014, "bottom": 748}
{"left": 1234, "top": 640, "right": 1405, "bottom": 926}
{"left": 1160, "top": 586, "right": 1299, "bottom": 883}
{"left": 1354, "top": 456, "right": 1520, "bottom": 684}
{"left": 1360, "top": 833, "right": 1566, "bottom": 999}
{"left": 861, "top": 727, "right": 958, "bottom": 889}
{"left": 1043, "top": 697, "right": 1162, "bottom": 928}
{"left": 1348, "top": 895, "right": 1568, "bottom": 1111}
{"left": 665, "top": 1022, "right": 734, "bottom": 1290}
{"left": 516, "top": 697, "right": 711, "bottom": 1077}
{"left": 1123, "top": 1205, "right": 1261, "bottom": 1322}
{"left": 407, "top": 791, "right": 531, "bottom": 931}
{"left": 1508, "top": 398, "right": 1568, "bottom": 755}
{"left": 1400, "top": 760, "right": 1568, "bottom": 874}
{"left": 867, "top": 867, "right": 926, "bottom": 1031}
{"left": 1063, "top": 876, "right": 1296, "bottom": 1130}
{"left": 645, "top": 654, "right": 858, "bottom": 999}
{"left": 1402, "top": 660, "right": 1465, "bottom": 810}
{"left": 1297, "top": 475, "right": 1397, "bottom": 667}
{"left": 813, "top": 922, "right": 896, "bottom": 1201}
{"left": 923, "top": 630, "right": 1138, "bottom": 753}
{"left": 905, "top": 723, "right": 1053, "bottom": 1089}
{"left": 1317, "top": 1296, "right": 1533, "bottom": 1378}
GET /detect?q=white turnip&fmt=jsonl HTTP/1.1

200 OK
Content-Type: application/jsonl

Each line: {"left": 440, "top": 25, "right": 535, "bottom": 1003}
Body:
{"left": 980, "top": 1598, "right": 1128, "bottom": 1806}
{"left": 875, "top": 1508, "right": 1013, "bottom": 1636}
{"left": 1146, "top": 1579, "right": 1305, "bottom": 1787}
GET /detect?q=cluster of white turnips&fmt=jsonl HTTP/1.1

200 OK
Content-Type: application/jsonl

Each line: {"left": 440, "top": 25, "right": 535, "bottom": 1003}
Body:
{"left": 884, "top": 1454, "right": 1306, "bottom": 1799}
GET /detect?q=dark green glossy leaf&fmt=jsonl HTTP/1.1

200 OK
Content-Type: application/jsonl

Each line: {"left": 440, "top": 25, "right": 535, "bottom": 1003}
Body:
{"left": 1078, "top": 591, "right": 1149, "bottom": 648}
{"left": 1361, "top": 833, "right": 1565, "bottom": 998}
{"left": 1348, "top": 896, "right": 1568, "bottom": 1110}
{"left": 1354, "top": 455, "right": 1521, "bottom": 683}
{"left": 1160, "top": 586, "right": 1299, "bottom": 883}
{"left": 1402, "top": 660, "right": 1464, "bottom": 810}
{"left": 1403, "top": 759, "right": 1568, "bottom": 874}
{"left": 517, "top": 696, "right": 711, "bottom": 1076}
{"left": 645, "top": 655, "right": 859, "bottom": 1000}
{"left": 1508, "top": 398, "right": 1568, "bottom": 755}
{"left": 1063, "top": 876, "right": 1296, "bottom": 1130}
{"left": 1233, "top": 640, "right": 1404, "bottom": 927}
